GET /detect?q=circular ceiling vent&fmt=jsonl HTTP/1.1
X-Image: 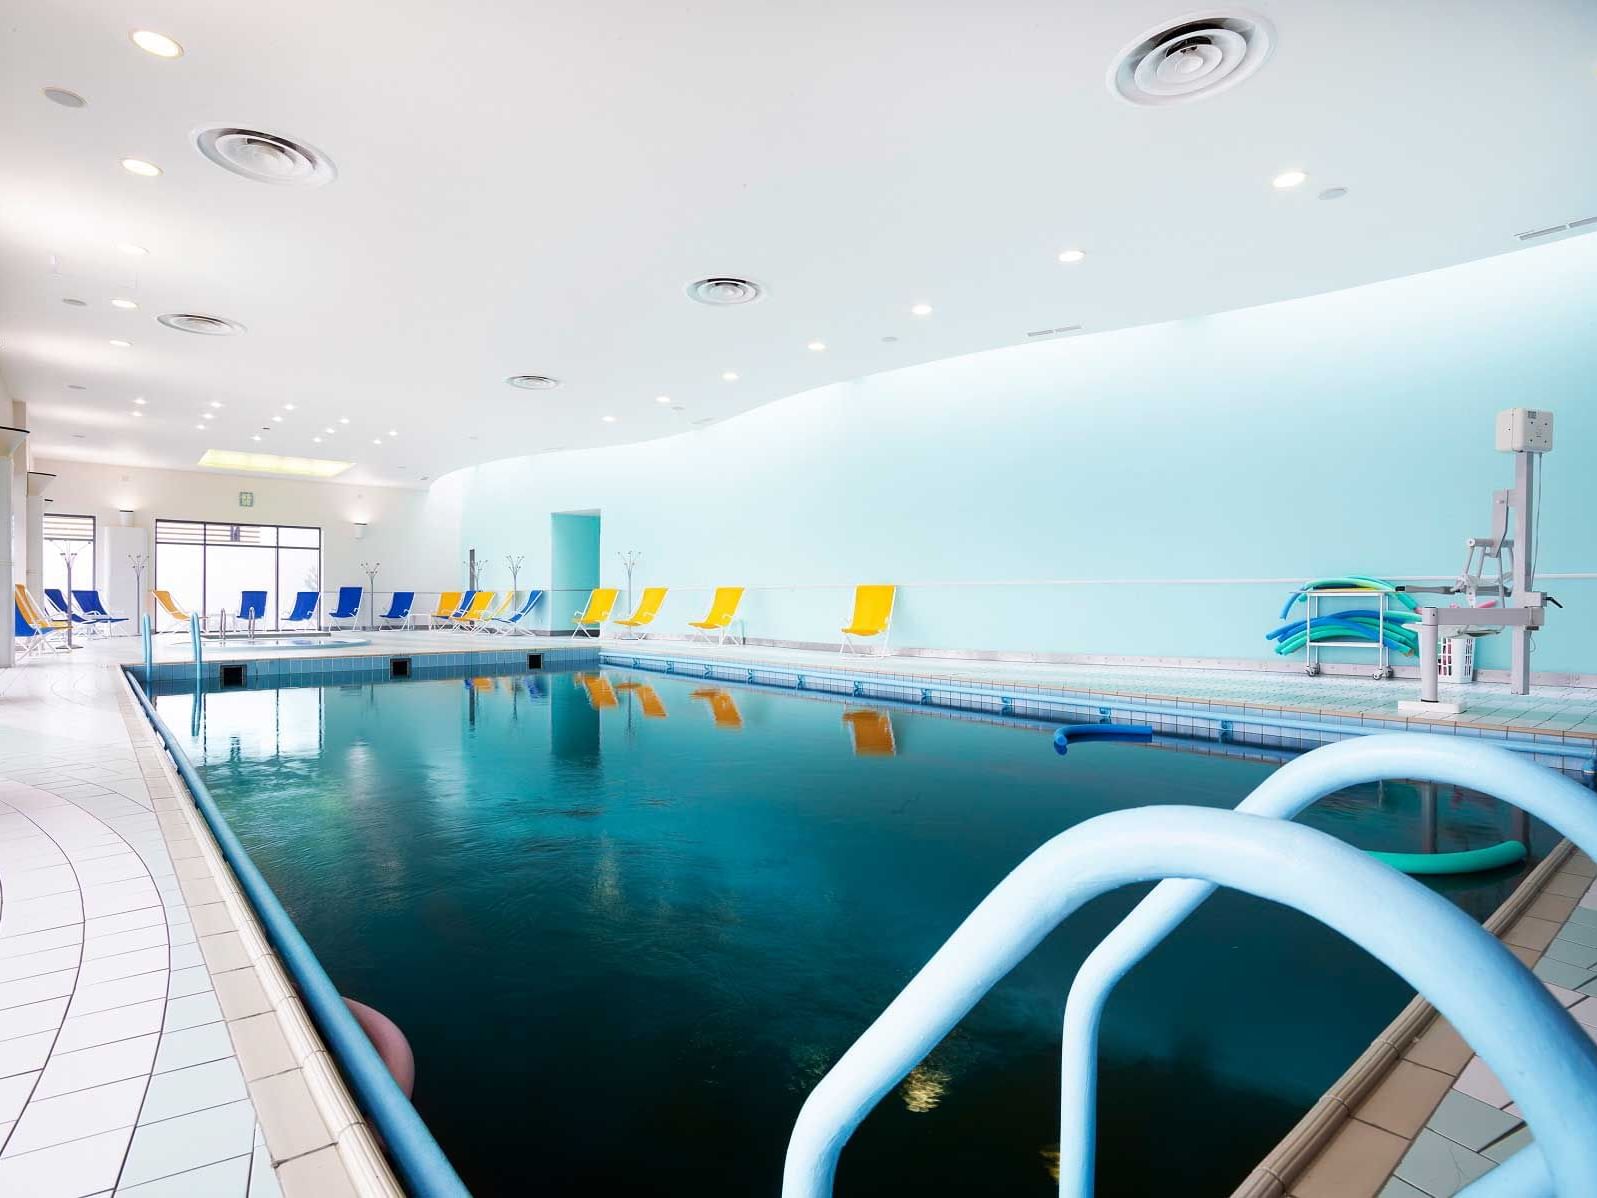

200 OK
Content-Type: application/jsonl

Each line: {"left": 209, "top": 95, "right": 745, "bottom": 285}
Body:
{"left": 193, "top": 127, "right": 336, "bottom": 187}
{"left": 506, "top": 374, "right": 561, "bottom": 390}
{"left": 686, "top": 277, "right": 764, "bottom": 306}
{"left": 157, "top": 312, "right": 246, "bottom": 336}
{"left": 1109, "top": 11, "right": 1274, "bottom": 107}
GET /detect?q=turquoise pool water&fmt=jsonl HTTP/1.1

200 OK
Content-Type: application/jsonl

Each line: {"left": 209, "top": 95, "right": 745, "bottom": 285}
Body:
{"left": 150, "top": 667, "right": 1552, "bottom": 1197}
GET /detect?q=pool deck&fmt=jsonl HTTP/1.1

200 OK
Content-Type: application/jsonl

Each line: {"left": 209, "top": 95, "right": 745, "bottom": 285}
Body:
{"left": 5, "top": 629, "right": 1597, "bottom": 1195}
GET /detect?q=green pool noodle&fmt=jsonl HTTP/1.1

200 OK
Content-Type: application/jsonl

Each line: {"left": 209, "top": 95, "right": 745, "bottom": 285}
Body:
{"left": 1367, "top": 840, "right": 1527, "bottom": 875}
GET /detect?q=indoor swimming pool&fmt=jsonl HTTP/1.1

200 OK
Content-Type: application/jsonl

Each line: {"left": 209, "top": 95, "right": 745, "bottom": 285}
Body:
{"left": 146, "top": 666, "right": 1556, "bottom": 1197}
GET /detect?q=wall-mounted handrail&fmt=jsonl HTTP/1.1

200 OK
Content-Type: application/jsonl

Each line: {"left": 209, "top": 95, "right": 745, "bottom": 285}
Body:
{"left": 604, "top": 651, "right": 1597, "bottom": 774}
{"left": 1056, "top": 733, "right": 1597, "bottom": 1193}
{"left": 781, "top": 806, "right": 1597, "bottom": 1197}
{"left": 123, "top": 670, "right": 471, "bottom": 1198}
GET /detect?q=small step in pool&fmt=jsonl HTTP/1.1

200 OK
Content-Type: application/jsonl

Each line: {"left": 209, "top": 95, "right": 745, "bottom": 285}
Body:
{"left": 149, "top": 667, "right": 1555, "bottom": 1196}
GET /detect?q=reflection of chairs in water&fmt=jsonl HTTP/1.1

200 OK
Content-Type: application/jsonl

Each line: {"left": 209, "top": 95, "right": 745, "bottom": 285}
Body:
{"left": 575, "top": 673, "right": 620, "bottom": 709}
{"left": 691, "top": 688, "right": 743, "bottom": 729}
{"left": 843, "top": 709, "right": 897, "bottom": 756}
{"left": 614, "top": 681, "right": 668, "bottom": 718}
{"left": 465, "top": 677, "right": 494, "bottom": 692}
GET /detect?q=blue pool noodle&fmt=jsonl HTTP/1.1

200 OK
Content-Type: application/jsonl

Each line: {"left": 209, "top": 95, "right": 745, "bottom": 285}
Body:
{"left": 1054, "top": 723, "right": 1155, "bottom": 755}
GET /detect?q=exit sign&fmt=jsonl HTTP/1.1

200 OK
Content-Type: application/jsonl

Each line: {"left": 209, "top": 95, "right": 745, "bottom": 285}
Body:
{"left": 238, "top": 491, "right": 255, "bottom": 508}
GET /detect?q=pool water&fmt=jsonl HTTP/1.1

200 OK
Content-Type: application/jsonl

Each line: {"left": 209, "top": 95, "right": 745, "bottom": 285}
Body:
{"left": 150, "top": 667, "right": 1553, "bottom": 1197}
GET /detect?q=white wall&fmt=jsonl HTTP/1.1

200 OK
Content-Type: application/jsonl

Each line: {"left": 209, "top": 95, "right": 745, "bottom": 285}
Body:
{"left": 34, "top": 458, "right": 461, "bottom": 621}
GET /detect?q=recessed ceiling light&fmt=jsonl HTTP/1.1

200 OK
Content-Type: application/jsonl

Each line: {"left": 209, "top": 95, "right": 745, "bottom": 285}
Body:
{"left": 130, "top": 30, "right": 183, "bottom": 58}
{"left": 654, "top": 395, "right": 671, "bottom": 405}
{"left": 372, "top": 438, "right": 382, "bottom": 445}
{"left": 61, "top": 297, "right": 87, "bottom": 307}
{"left": 199, "top": 449, "right": 353, "bottom": 479}
{"left": 130, "top": 410, "right": 143, "bottom": 417}
{"left": 601, "top": 415, "right": 616, "bottom": 423}
{"left": 283, "top": 403, "right": 296, "bottom": 411}
{"left": 505, "top": 375, "right": 560, "bottom": 390}
{"left": 251, "top": 434, "right": 262, "bottom": 442}
{"left": 111, "top": 298, "right": 138, "bottom": 310}
{"left": 721, "top": 371, "right": 739, "bottom": 382}
{"left": 133, "top": 396, "right": 147, "bottom": 405}
{"left": 42, "top": 87, "right": 86, "bottom": 109}
{"left": 1058, "top": 249, "right": 1087, "bottom": 264}
{"left": 272, "top": 415, "right": 284, "bottom": 422}
{"left": 121, "top": 158, "right": 162, "bottom": 178}
{"left": 117, "top": 243, "right": 148, "bottom": 256}
{"left": 1272, "top": 169, "right": 1308, "bottom": 189}
{"left": 323, "top": 427, "right": 335, "bottom": 434}
{"left": 108, "top": 339, "right": 131, "bottom": 348}
{"left": 312, "top": 436, "right": 322, "bottom": 444}
{"left": 338, "top": 417, "right": 350, "bottom": 424}
{"left": 194, "top": 424, "right": 205, "bottom": 431}
{"left": 387, "top": 429, "right": 397, "bottom": 437}
{"left": 911, "top": 303, "right": 933, "bottom": 317}
{"left": 807, "top": 340, "right": 826, "bottom": 351}
{"left": 201, "top": 412, "right": 214, "bottom": 420}
{"left": 209, "top": 401, "right": 222, "bottom": 408}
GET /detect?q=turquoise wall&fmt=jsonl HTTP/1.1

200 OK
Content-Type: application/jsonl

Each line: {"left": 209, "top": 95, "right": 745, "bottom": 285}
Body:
{"left": 550, "top": 512, "right": 600, "bottom": 631}
{"left": 445, "top": 234, "right": 1597, "bottom": 674}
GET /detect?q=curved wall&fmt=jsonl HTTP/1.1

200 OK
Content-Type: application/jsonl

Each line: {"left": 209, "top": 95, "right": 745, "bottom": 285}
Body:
{"left": 443, "top": 234, "right": 1597, "bottom": 675}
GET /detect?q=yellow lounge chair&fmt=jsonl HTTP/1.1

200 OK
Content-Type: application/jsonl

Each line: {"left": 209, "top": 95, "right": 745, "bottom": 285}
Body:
{"left": 844, "top": 709, "right": 897, "bottom": 756}
{"left": 425, "top": 591, "right": 464, "bottom": 629}
{"left": 687, "top": 587, "right": 744, "bottom": 645}
{"left": 614, "top": 681, "right": 668, "bottom": 718}
{"left": 613, "top": 587, "right": 668, "bottom": 639}
{"left": 576, "top": 673, "right": 619, "bottom": 709}
{"left": 573, "top": 588, "right": 619, "bottom": 638}
{"left": 451, "top": 590, "right": 499, "bottom": 630}
{"left": 841, "top": 584, "right": 896, "bottom": 655}
{"left": 14, "top": 584, "right": 69, "bottom": 657}
{"left": 691, "top": 688, "right": 743, "bottom": 729}
{"left": 153, "top": 589, "right": 197, "bottom": 633}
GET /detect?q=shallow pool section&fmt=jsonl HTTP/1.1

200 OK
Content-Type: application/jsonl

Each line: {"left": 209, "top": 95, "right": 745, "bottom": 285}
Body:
{"left": 150, "top": 667, "right": 1554, "bottom": 1197}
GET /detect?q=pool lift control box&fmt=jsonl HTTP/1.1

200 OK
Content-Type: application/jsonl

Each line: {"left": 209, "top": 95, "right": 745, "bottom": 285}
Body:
{"left": 1398, "top": 408, "right": 1555, "bottom": 716}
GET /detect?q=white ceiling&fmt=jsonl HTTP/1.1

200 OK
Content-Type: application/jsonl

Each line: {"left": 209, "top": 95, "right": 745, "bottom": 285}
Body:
{"left": 2, "top": 0, "right": 1595, "bottom": 489}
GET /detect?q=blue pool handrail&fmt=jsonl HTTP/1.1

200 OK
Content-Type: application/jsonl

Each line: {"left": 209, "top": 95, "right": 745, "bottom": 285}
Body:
{"left": 1052, "top": 723, "right": 1152, "bottom": 754}
{"left": 1055, "top": 733, "right": 1597, "bottom": 1195}
{"left": 781, "top": 805, "right": 1597, "bottom": 1198}
{"left": 124, "top": 670, "right": 471, "bottom": 1198}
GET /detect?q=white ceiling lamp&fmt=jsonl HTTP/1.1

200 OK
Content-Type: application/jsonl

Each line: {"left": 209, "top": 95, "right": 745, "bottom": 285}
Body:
{"left": 209, "top": 401, "right": 222, "bottom": 408}
{"left": 807, "top": 340, "right": 826, "bottom": 351}
{"left": 130, "top": 410, "right": 143, "bottom": 417}
{"left": 130, "top": 29, "right": 183, "bottom": 58}
{"left": 721, "top": 370, "right": 739, "bottom": 382}
{"left": 387, "top": 429, "right": 398, "bottom": 437}
{"left": 251, "top": 434, "right": 262, "bottom": 442}
{"left": 121, "top": 158, "right": 162, "bottom": 177}
{"left": 654, "top": 395, "right": 671, "bottom": 404}
{"left": 201, "top": 412, "right": 214, "bottom": 420}
{"left": 111, "top": 298, "right": 138, "bottom": 310}
{"left": 313, "top": 436, "right": 323, "bottom": 444}
{"left": 601, "top": 415, "right": 616, "bottom": 423}
{"left": 1272, "top": 169, "right": 1309, "bottom": 189}
{"left": 324, "top": 426, "right": 335, "bottom": 434}
{"left": 372, "top": 438, "right": 383, "bottom": 445}
{"left": 283, "top": 403, "right": 296, "bottom": 411}
{"left": 338, "top": 417, "right": 350, "bottom": 424}
{"left": 1058, "top": 249, "right": 1087, "bottom": 264}
{"left": 911, "top": 303, "right": 933, "bottom": 317}
{"left": 132, "top": 396, "right": 147, "bottom": 405}
{"left": 272, "top": 415, "right": 284, "bottom": 422}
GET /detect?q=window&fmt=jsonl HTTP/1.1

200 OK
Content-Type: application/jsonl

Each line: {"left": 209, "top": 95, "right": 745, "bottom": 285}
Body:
{"left": 155, "top": 520, "right": 322, "bottom": 630}
{"left": 42, "top": 513, "right": 95, "bottom": 597}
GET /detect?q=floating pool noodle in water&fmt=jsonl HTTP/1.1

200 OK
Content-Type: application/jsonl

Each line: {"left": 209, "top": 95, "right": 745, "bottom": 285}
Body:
{"left": 1368, "top": 840, "right": 1527, "bottom": 875}
{"left": 1053, "top": 724, "right": 1154, "bottom": 756}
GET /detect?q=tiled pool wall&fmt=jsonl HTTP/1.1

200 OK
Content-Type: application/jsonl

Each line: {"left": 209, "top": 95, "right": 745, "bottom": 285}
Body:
{"left": 602, "top": 652, "right": 1597, "bottom": 780}
{"left": 130, "top": 643, "right": 601, "bottom": 689}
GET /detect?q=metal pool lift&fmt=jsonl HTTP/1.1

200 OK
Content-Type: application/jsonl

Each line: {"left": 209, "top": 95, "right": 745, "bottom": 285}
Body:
{"left": 1399, "top": 408, "right": 1557, "bottom": 715}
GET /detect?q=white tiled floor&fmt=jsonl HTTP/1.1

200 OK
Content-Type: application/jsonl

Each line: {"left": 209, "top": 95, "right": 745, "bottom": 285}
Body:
{"left": 0, "top": 656, "right": 289, "bottom": 1197}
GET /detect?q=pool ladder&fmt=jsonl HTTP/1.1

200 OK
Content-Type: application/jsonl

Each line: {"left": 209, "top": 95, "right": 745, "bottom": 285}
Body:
{"left": 782, "top": 733, "right": 1597, "bottom": 1198}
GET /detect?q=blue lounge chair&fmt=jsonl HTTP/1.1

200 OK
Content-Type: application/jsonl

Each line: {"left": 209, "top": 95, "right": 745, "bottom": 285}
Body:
{"left": 44, "top": 588, "right": 101, "bottom": 630}
{"left": 225, "top": 590, "right": 269, "bottom": 634}
{"left": 72, "top": 590, "right": 129, "bottom": 634}
{"left": 438, "top": 589, "right": 477, "bottom": 631}
{"left": 328, "top": 586, "right": 363, "bottom": 629}
{"left": 488, "top": 590, "right": 543, "bottom": 635}
{"left": 283, "top": 590, "right": 320, "bottom": 628}
{"left": 376, "top": 591, "right": 415, "bottom": 628}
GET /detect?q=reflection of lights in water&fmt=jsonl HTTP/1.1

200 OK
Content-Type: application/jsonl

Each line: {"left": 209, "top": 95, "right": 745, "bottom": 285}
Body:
{"left": 899, "top": 1063, "right": 950, "bottom": 1113}
{"left": 1040, "top": 1145, "right": 1061, "bottom": 1182}
{"left": 591, "top": 838, "right": 623, "bottom": 912}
